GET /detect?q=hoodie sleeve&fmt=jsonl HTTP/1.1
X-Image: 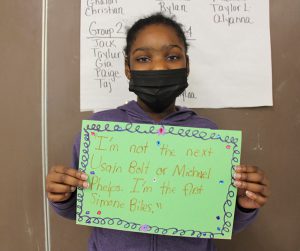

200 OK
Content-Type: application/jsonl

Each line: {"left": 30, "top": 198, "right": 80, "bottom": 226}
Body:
{"left": 233, "top": 205, "right": 258, "bottom": 233}
{"left": 49, "top": 134, "right": 81, "bottom": 220}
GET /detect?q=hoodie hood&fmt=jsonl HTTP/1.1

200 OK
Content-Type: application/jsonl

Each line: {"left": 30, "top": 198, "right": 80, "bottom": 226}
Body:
{"left": 117, "top": 101, "right": 196, "bottom": 124}
{"left": 116, "top": 101, "right": 217, "bottom": 128}
{"left": 91, "top": 100, "right": 217, "bottom": 129}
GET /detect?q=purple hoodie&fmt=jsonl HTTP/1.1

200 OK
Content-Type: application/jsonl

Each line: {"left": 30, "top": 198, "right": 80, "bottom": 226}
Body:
{"left": 51, "top": 101, "right": 258, "bottom": 251}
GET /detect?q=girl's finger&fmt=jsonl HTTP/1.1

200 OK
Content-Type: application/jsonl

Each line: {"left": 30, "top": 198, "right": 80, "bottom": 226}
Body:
{"left": 235, "top": 165, "right": 263, "bottom": 174}
{"left": 245, "top": 190, "right": 268, "bottom": 207}
{"left": 46, "top": 183, "right": 76, "bottom": 194}
{"left": 234, "top": 181, "right": 270, "bottom": 197}
{"left": 51, "top": 165, "right": 88, "bottom": 181}
{"left": 48, "top": 172, "right": 89, "bottom": 188}
{"left": 234, "top": 172, "right": 269, "bottom": 186}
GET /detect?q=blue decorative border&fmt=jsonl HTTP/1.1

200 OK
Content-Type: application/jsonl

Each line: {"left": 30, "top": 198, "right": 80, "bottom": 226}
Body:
{"left": 76, "top": 122, "right": 240, "bottom": 238}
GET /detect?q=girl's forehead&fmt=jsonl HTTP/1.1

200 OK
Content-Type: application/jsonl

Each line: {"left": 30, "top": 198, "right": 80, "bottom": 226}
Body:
{"left": 131, "top": 24, "right": 184, "bottom": 51}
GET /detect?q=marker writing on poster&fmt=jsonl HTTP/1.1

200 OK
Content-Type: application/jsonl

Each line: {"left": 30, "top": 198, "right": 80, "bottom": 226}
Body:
{"left": 209, "top": 0, "right": 254, "bottom": 26}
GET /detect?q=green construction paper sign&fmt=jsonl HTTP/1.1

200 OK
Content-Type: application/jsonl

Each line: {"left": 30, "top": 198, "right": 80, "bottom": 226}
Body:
{"left": 76, "top": 120, "right": 242, "bottom": 239}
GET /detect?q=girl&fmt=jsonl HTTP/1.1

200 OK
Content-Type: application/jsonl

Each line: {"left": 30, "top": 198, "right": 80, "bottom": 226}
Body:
{"left": 46, "top": 13, "right": 270, "bottom": 251}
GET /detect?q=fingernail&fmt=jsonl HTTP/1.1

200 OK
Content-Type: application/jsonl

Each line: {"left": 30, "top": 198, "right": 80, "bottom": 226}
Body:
{"left": 70, "top": 186, "right": 76, "bottom": 192}
{"left": 235, "top": 166, "right": 241, "bottom": 171}
{"left": 81, "top": 173, "right": 88, "bottom": 180}
{"left": 246, "top": 190, "right": 255, "bottom": 198}
{"left": 234, "top": 173, "right": 241, "bottom": 179}
{"left": 234, "top": 181, "right": 241, "bottom": 187}
{"left": 83, "top": 182, "right": 89, "bottom": 189}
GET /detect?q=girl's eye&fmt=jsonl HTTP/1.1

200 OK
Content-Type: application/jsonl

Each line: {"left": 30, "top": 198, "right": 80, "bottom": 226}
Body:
{"left": 136, "top": 56, "right": 151, "bottom": 63}
{"left": 167, "top": 55, "right": 181, "bottom": 61}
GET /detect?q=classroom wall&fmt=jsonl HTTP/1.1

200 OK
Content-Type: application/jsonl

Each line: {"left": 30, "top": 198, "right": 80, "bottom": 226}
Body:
{"left": 0, "top": 0, "right": 45, "bottom": 250}
{"left": 1, "top": 0, "right": 299, "bottom": 250}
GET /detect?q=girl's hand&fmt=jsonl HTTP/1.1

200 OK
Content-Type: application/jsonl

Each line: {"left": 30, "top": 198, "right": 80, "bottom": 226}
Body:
{"left": 46, "top": 165, "right": 89, "bottom": 202}
{"left": 233, "top": 165, "right": 270, "bottom": 209}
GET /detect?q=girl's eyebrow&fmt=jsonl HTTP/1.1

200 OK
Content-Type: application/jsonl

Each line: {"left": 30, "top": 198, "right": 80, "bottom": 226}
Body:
{"left": 162, "top": 44, "right": 183, "bottom": 51}
{"left": 132, "top": 44, "right": 183, "bottom": 54}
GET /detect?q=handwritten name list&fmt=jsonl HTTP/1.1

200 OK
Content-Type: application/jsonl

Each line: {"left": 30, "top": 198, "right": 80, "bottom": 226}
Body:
{"left": 80, "top": 0, "right": 272, "bottom": 110}
{"left": 210, "top": 0, "right": 253, "bottom": 26}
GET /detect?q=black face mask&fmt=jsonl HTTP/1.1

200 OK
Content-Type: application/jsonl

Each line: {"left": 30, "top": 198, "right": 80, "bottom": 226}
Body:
{"left": 129, "top": 68, "right": 188, "bottom": 112}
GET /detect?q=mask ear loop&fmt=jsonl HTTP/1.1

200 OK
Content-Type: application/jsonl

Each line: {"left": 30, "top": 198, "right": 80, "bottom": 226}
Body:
{"left": 124, "top": 50, "right": 131, "bottom": 70}
{"left": 123, "top": 48, "right": 132, "bottom": 72}
{"left": 185, "top": 54, "right": 190, "bottom": 77}
{"left": 124, "top": 49, "right": 132, "bottom": 79}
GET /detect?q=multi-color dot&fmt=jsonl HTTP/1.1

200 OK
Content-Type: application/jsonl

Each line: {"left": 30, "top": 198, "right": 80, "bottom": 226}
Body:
{"left": 216, "top": 216, "right": 220, "bottom": 220}
{"left": 140, "top": 224, "right": 151, "bottom": 232}
{"left": 156, "top": 140, "right": 161, "bottom": 146}
{"left": 217, "top": 227, "right": 221, "bottom": 231}
{"left": 219, "top": 180, "right": 224, "bottom": 184}
{"left": 226, "top": 145, "right": 231, "bottom": 149}
{"left": 157, "top": 127, "right": 165, "bottom": 135}
{"left": 97, "top": 210, "right": 102, "bottom": 215}
{"left": 153, "top": 178, "right": 157, "bottom": 183}
{"left": 90, "top": 171, "right": 95, "bottom": 175}
{"left": 91, "top": 132, "right": 95, "bottom": 136}
{"left": 86, "top": 211, "right": 90, "bottom": 215}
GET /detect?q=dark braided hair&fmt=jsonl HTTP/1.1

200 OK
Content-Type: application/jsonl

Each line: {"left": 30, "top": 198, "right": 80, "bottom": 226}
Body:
{"left": 124, "top": 13, "right": 189, "bottom": 57}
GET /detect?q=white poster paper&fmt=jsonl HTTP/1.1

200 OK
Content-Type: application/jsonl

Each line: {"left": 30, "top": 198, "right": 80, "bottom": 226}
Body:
{"left": 80, "top": 0, "right": 272, "bottom": 111}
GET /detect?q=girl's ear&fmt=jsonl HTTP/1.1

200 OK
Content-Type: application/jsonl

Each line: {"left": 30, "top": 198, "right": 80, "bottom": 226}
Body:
{"left": 186, "top": 55, "right": 190, "bottom": 76}
{"left": 125, "top": 57, "right": 131, "bottom": 80}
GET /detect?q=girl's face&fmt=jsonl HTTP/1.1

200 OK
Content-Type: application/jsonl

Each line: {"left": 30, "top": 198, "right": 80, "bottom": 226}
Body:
{"left": 125, "top": 24, "right": 188, "bottom": 78}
